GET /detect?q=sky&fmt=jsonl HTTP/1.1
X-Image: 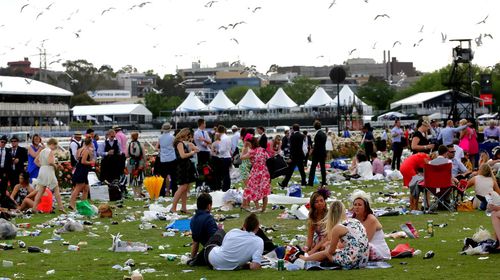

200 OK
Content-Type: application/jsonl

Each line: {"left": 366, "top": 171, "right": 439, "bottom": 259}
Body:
{"left": 0, "top": 0, "right": 498, "bottom": 76}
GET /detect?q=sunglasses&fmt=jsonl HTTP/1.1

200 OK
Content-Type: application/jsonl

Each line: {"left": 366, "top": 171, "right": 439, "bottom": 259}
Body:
{"left": 0, "top": 141, "right": 6, "bottom": 144}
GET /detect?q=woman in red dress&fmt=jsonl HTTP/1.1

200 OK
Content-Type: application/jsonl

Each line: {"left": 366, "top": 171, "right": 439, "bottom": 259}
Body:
{"left": 241, "top": 136, "right": 271, "bottom": 212}
{"left": 400, "top": 153, "right": 431, "bottom": 210}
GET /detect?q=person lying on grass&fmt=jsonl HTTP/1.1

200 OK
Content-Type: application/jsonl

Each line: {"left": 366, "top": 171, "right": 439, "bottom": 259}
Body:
{"left": 207, "top": 213, "right": 264, "bottom": 270}
{"left": 299, "top": 201, "right": 369, "bottom": 270}
{"left": 188, "top": 192, "right": 219, "bottom": 266}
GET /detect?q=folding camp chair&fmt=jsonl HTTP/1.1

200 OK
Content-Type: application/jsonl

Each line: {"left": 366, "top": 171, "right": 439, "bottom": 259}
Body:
{"left": 421, "top": 163, "right": 455, "bottom": 212}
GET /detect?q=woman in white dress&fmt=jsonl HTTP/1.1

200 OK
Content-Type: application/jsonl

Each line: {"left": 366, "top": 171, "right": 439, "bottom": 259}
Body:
{"left": 32, "top": 138, "right": 65, "bottom": 213}
{"left": 351, "top": 190, "right": 391, "bottom": 261}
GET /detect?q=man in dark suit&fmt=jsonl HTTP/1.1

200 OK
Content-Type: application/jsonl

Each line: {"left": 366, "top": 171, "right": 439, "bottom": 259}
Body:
{"left": 0, "top": 135, "right": 13, "bottom": 192}
{"left": 8, "top": 136, "right": 28, "bottom": 188}
{"left": 308, "top": 121, "right": 327, "bottom": 186}
{"left": 257, "top": 126, "right": 267, "bottom": 149}
{"left": 279, "top": 124, "right": 307, "bottom": 188}
{"left": 281, "top": 130, "right": 290, "bottom": 158}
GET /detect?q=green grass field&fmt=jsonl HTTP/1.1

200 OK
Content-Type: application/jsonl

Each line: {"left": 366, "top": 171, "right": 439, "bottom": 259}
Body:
{"left": 1, "top": 177, "right": 499, "bottom": 280}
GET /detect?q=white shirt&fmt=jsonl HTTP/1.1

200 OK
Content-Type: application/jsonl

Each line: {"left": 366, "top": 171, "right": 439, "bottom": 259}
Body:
{"left": 194, "top": 128, "right": 211, "bottom": 152}
{"left": 0, "top": 147, "right": 6, "bottom": 168}
{"left": 231, "top": 131, "right": 240, "bottom": 154}
{"left": 454, "top": 144, "right": 464, "bottom": 160}
{"left": 208, "top": 229, "right": 264, "bottom": 270}
{"left": 218, "top": 134, "right": 232, "bottom": 159}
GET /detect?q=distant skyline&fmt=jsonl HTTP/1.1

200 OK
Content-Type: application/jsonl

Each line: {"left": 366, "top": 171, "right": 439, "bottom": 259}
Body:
{"left": 0, "top": 0, "right": 498, "bottom": 76}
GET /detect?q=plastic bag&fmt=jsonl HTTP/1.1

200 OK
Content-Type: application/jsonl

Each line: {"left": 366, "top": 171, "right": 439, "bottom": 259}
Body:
{"left": 77, "top": 200, "right": 98, "bottom": 217}
{"left": 0, "top": 218, "right": 17, "bottom": 240}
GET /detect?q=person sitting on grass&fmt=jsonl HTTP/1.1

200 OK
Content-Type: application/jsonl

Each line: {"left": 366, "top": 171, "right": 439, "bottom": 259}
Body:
{"left": 299, "top": 201, "right": 369, "bottom": 270}
{"left": 351, "top": 190, "right": 391, "bottom": 261}
{"left": 189, "top": 193, "right": 219, "bottom": 266}
{"left": 10, "top": 171, "right": 35, "bottom": 210}
{"left": 304, "top": 190, "right": 328, "bottom": 254}
{"left": 467, "top": 164, "right": 500, "bottom": 210}
{"left": 207, "top": 213, "right": 264, "bottom": 270}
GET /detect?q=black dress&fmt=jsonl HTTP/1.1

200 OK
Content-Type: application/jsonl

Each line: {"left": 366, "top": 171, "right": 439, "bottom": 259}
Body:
{"left": 412, "top": 130, "right": 430, "bottom": 154}
{"left": 72, "top": 151, "right": 90, "bottom": 184}
{"left": 175, "top": 142, "right": 196, "bottom": 185}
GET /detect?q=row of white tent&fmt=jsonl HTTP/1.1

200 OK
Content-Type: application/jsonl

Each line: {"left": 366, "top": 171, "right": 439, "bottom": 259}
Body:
{"left": 176, "top": 85, "right": 372, "bottom": 113}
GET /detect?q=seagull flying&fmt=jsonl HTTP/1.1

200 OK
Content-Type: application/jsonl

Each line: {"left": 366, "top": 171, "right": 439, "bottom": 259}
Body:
{"left": 36, "top": 12, "right": 44, "bottom": 20}
{"left": 441, "top": 32, "right": 447, "bottom": 43}
{"left": 484, "top": 33, "right": 493, "bottom": 39}
{"left": 197, "top": 40, "right": 206, "bottom": 45}
{"left": 252, "top": 7, "right": 262, "bottom": 13}
{"left": 74, "top": 32, "right": 80, "bottom": 38}
{"left": 348, "top": 48, "right": 357, "bottom": 55}
{"left": 328, "top": 0, "right": 336, "bottom": 9}
{"left": 130, "top": 2, "right": 151, "bottom": 10}
{"left": 230, "top": 38, "right": 239, "bottom": 44}
{"left": 374, "top": 14, "right": 390, "bottom": 20}
{"left": 307, "top": 34, "right": 312, "bottom": 43}
{"left": 101, "top": 7, "right": 115, "bottom": 16}
{"left": 205, "top": 1, "right": 217, "bottom": 8}
{"left": 392, "top": 41, "right": 402, "bottom": 47}
{"left": 218, "top": 25, "right": 228, "bottom": 30}
{"left": 229, "top": 21, "right": 246, "bottom": 29}
{"left": 20, "top": 4, "right": 29, "bottom": 13}
{"left": 49, "top": 59, "right": 62, "bottom": 65}
{"left": 477, "top": 15, "right": 488, "bottom": 24}
{"left": 46, "top": 2, "right": 54, "bottom": 10}
{"left": 413, "top": 38, "right": 423, "bottom": 47}
{"left": 419, "top": 25, "right": 424, "bottom": 33}
{"left": 372, "top": 42, "right": 377, "bottom": 49}
{"left": 316, "top": 55, "right": 324, "bottom": 59}
{"left": 24, "top": 78, "right": 32, "bottom": 85}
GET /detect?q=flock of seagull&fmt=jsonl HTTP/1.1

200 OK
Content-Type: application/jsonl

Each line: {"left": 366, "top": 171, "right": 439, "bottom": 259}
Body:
{"left": 0, "top": 0, "right": 495, "bottom": 79}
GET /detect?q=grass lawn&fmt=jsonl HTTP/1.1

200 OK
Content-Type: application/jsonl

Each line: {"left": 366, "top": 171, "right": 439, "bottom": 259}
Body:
{"left": 1, "top": 176, "right": 499, "bottom": 280}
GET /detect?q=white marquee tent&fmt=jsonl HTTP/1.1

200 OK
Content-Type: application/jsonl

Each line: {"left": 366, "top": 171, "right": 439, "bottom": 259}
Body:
{"left": 303, "top": 87, "right": 333, "bottom": 107}
{"left": 332, "top": 85, "right": 373, "bottom": 114}
{"left": 208, "top": 90, "right": 235, "bottom": 111}
{"left": 234, "top": 89, "right": 266, "bottom": 110}
{"left": 175, "top": 92, "right": 208, "bottom": 112}
{"left": 72, "top": 104, "right": 153, "bottom": 122}
{"left": 266, "top": 88, "right": 298, "bottom": 109}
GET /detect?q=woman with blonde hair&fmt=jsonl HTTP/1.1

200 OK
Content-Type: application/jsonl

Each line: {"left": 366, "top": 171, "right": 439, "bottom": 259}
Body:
{"left": 467, "top": 163, "right": 500, "bottom": 210}
{"left": 171, "top": 128, "right": 198, "bottom": 214}
{"left": 32, "top": 138, "right": 65, "bottom": 213}
{"left": 459, "top": 119, "right": 479, "bottom": 168}
{"left": 479, "top": 151, "right": 490, "bottom": 168}
{"left": 300, "top": 201, "right": 369, "bottom": 269}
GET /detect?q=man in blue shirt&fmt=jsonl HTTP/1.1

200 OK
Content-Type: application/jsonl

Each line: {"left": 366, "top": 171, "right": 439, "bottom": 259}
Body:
{"left": 189, "top": 193, "right": 219, "bottom": 266}
{"left": 157, "top": 123, "right": 177, "bottom": 196}
{"left": 391, "top": 119, "right": 404, "bottom": 170}
{"left": 437, "top": 120, "right": 468, "bottom": 146}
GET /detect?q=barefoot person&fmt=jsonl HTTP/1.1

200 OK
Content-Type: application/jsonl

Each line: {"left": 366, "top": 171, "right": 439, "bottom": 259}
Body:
{"left": 32, "top": 138, "right": 65, "bottom": 213}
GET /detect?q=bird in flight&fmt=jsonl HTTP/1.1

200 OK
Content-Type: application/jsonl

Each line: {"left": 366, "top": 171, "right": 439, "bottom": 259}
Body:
{"left": 197, "top": 41, "right": 207, "bottom": 45}
{"left": 218, "top": 25, "right": 228, "bottom": 30}
{"left": 101, "top": 7, "right": 115, "bottom": 16}
{"left": 20, "top": 3, "right": 29, "bottom": 13}
{"left": 348, "top": 49, "right": 357, "bottom": 55}
{"left": 130, "top": 2, "right": 151, "bottom": 10}
{"left": 74, "top": 30, "right": 81, "bottom": 38}
{"left": 441, "top": 32, "right": 447, "bottom": 43}
{"left": 374, "top": 14, "right": 390, "bottom": 20}
{"left": 307, "top": 34, "right": 312, "bottom": 43}
{"left": 36, "top": 12, "right": 44, "bottom": 20}
{"left": 316, "top": 55, "right": 324, "bottom": 59}
{"left": 46, "top": 2, "right": 54, "bottom": 10}
{"left": 49, "top": 59, "right": 62, "bottom": 65}
{"left": 328, "top": 0, "right": 336, "bottom": 9}
{"left": 413, "top": 38, "right": 423, "bottom": 47}
{"left": 477, "top": 15, "right": 488, "bottom": 24}
{"left": 372, "top": 42, "right": 377, "bottom": 49}
{"left": 251, "top": 7, "right": 262, "bottom": 13}
{"left": 24, "top": 78, "right": 32, "bottom": 85}
{"left": 392, "top": 41, "right": 402, "bottom": 47}
{"left": 419, "top": 25, "right": 424, "bottom": 33}
{"left": 205, "top": 1, "right": 217, "bottom": 8}
{"left": 228, "top": 21, "right": 246, "bottom": 29}
{"left": 230, "top": 38, "right": 239, "bottom": 44}
{"left": 484, "top": 33, "right": 493, "bottom": 39}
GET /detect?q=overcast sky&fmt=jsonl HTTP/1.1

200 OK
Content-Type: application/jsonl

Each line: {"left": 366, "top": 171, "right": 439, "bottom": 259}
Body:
{"left": 0, "top": 0, "right": 497, "bottom": 76}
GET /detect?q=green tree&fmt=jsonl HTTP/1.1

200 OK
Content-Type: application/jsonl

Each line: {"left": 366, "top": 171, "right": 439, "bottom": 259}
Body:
{"left": 70, "top": 92, "right": 97, "bottom": 107}
{"left": 144, "top": 92, "right": 167, "bottom": 117}
{"left": 225, "top": 86, "right": 253, "bottom": 103}
{"left": 357, "top": 77, "right": 396, "bottom": 110}
{"left": 257, "top": 85, "right": 278, "bottom": 103}
{"left": 156, "top": 74, "right": 186, "bottom": 98}
{"left": 283, "top": 76, "right": 319, "bottom": 105}
{"left": 61, "top": 59, "right": 102, "bottom": 94}
{"left": 117, "top": 65, "right": 138, "bottom": 74}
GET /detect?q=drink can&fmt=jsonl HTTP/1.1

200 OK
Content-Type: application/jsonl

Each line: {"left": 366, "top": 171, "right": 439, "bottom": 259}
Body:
{"left": 277, "top": 259, "right": 285, "bottom": 271}
{"left": 68, "top": 245, "right": 80, "bottom": 251}
{"left": 427, "top": 220, "right": 434, "bottom": 237}
{"left": 18, "top": 240, "right": 26, "bottom": 248}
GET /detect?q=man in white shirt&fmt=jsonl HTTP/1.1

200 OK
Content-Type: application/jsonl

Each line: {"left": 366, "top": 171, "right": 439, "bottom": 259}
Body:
{"left": 217, "top": 125, "right": 232, "bottom": 192}
{"left": 230, "top": 125, "right": 240, "bottom": 155}
{"left": 207, "top": 213, "right": 263, "bottom": 270}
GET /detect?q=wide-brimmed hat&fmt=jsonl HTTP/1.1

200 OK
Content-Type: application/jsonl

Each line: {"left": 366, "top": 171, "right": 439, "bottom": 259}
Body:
{"left": 74, "top": 131, "right": 82, "bottom": 136}
{"left": 161, "top": 122, "right": 172, "bottom": 131}
{"left": 231, "top": 125, "right": 238, "bottom": 130}
{"left": 112, "top": 125, "right": 121, "bottom": 130}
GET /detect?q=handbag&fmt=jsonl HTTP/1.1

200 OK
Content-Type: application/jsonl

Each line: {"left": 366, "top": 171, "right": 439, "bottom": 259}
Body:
{"left": 232, "top": 153, "right": 242, "bottom": 166}
{"left": 266, "top": 154, "right": 288, "bottom": 179}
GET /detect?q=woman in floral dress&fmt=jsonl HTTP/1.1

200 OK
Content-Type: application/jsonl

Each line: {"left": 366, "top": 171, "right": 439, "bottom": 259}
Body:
{"left": 241, "top": 135, "right": 270, "bottom": 212}
{"left": 238, "top": 130, "right": 252, "bottom": 182}
{"left": 300, "top": 200, "right": 369, "bottom": 269}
